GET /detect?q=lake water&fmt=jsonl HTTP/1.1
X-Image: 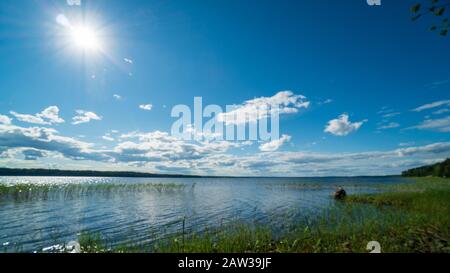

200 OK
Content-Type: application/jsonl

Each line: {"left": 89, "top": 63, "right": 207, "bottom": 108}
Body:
{"left": 0, "top": 176, "right": 409, "bottom": 252}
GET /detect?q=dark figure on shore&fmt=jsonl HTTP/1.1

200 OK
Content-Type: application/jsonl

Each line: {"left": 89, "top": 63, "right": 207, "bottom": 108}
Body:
{"left": 334, "top": 186, "right": 346, "bottom": 200}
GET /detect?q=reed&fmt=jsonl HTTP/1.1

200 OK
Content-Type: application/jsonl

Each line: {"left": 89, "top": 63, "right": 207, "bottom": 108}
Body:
{"left": 75, "top": 177, "right": 449, "bottom": 253}
{"left": 0, "top": 182, "right": 187, "bottom": 201}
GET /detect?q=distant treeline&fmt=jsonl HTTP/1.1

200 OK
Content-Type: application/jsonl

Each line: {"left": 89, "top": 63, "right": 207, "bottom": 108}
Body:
{"left": 402, "top": 158, "right": 450, "bottom": 178}
{"left": 0, "top": 168, "right": 199, "bottom": 178}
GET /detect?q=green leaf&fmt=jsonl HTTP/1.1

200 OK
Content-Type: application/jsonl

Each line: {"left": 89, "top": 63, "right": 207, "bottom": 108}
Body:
{"left": 411, "top": 3, "right": 421, "bottom": 13}
{"left": 435, "top": 7, "right": 445, "bottom": 16}
{"left": 430, "top": 25, "right": 437, "bottom": 31}
{"left": 440, "top": 29, "right": 448, "bottom": 36}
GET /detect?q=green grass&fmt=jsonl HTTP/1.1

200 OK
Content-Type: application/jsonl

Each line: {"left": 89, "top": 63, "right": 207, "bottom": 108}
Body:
{"left": 76, "top": 177, "right": 449, "bottom": 253}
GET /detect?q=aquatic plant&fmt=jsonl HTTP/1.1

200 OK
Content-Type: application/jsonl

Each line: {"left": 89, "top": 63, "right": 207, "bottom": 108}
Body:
{"left": 0, "top": 182, "right": 187, "bottom": 201}
{"left": 73, "top": 177, "right": 450, "bottom": 253}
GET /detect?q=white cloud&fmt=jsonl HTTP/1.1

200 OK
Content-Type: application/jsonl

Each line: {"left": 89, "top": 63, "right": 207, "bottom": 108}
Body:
{"left": 72, "top": 110, "right": 102, "bottom": 125}
{"left": 22, "top": 149, "right": 47, "bottom": 161}
{"left": 39, "top": 106, "right": 64, "bottom": 124}
{"left": 102, "top": 135, "right": 115, "bottom": 142}
{"left": 412, "top": 116, "right": 450, "bottom": 132}
{"left": 217, "top": 91, "right": 310, "bottom": 125}
{"left": 102, "top": 132, "right": 116, "bottom": 142}
{"left": 139, "top": 104, "right": 153, "bottom": 111}
{"left": 377, "top": 107, "right": 392, "bottom": 115}
{"left": 1, "top": 121, "right": 450, "bottom": 176}
{"left": 394, "top": 142, "right": 450, "bottom": 157}
{"left": 378, "top": 122, "right": 400, "bottom": 130}
{"left": 382, "top": 112, "right": 400, "bottom": 118}
{"left": 324, "top": 114, "right": 366, "bottom": 136}
{"left": 116, "top": 131, "right": 246, "bottom": 161}
{"left": 0, "top": 115, "right": 12, "bottom": 125}
{"left": 1, "top": 147, "right": 47, "bottom": 161}
{"left": 378, "top": 108, "right": 400, "bottom": 130}
{"left": 412, "top": 100, "right": 450, "bottom": 112}
{"left": 259, "top": 134, "right": 291, "bottom": 152}
{"left": 433, "top": 108, "right": 449, "bottom": 115}
{"left": 10, "top": 112, "right": 47, "bottom": 125}
{"left": 113, "top": 94, "right": 122, "bottom": 100}
{"left": 223, "top": 142, "right": 450, "bottom": 176}
{"left": 124, "top": 58, "right": 133, "bottom": 64}
{"left": 376, "top": 107, "right": 400, "bottom": 118}
{"left": 425, "top": 78, "right": 450, "bottom": 89}
{"left": 0, "top": 123, "right": 105, "bottom": 162}
{"left": 56, "top": 14, "right": 71, "bottom": 28}
{"left": 318, "top": 99, "right": 333, "bottom": 105}
{"left": 66, "top": 0, "right": 81, "bottom": 6}
{"left": 10, "top": 106, "right": 64, "bottom": 125}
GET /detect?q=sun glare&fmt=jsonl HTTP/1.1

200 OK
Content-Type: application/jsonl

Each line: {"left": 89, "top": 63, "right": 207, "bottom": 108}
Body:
{"left": 70, "top": 25, "right": 101, "bottom": 51}
{"left": 56, "top": 14, "right": 105, "bottom": 54}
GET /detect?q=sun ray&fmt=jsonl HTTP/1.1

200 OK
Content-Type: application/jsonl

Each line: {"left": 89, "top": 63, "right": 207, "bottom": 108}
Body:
{"left": 70, "top": 25, "right": 101, "bottom": 51}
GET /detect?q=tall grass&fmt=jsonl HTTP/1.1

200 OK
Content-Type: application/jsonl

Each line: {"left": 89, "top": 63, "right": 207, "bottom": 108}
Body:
{"left": 76, "top": 177, "right": 449, "bottom": 253}
{"left": 0, "top": 182, "right": 187, "bottom": 201}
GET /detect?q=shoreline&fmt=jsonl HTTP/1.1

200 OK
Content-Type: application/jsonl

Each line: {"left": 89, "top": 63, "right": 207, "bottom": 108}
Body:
{"left": 1, "top": 177, "right": 448, "bottom": 253}
{"left": 0, "top": 167, "right": 402, "bottom": 179}
{"left": 75, "top": 177, "right": 450, "bottom": 253}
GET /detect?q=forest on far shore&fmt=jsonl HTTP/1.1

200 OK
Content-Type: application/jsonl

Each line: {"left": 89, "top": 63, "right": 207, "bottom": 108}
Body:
{"left": 402, "top": 158, "right": 450, "bottom": 178}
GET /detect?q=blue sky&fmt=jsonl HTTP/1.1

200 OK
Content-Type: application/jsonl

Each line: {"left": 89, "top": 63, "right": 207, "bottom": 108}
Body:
{"left": 0, "top": 0, "right": 449, "bottom": 176}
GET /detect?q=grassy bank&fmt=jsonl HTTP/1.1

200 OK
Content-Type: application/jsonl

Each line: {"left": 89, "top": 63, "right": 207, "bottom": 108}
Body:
{"left": 76, "top": 177, "right": 449, "bottom": 253}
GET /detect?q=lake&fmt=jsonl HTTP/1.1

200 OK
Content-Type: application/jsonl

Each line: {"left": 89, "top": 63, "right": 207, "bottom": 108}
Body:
{"left": 0, "top": 176, "right": 409, "bottom": 252}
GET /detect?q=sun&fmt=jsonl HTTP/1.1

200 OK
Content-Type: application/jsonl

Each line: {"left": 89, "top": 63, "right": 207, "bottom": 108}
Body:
{"left": 70, "top": 25, "right": 101, "bottom": 51}
{"left": 55, "top": 14, "right": 105, "bottom": 54}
